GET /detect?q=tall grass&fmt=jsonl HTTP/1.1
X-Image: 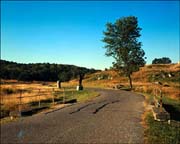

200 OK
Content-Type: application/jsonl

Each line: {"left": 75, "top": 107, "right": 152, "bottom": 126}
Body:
{"left": 0, "top": 81, "right": 99, "bottom": 119}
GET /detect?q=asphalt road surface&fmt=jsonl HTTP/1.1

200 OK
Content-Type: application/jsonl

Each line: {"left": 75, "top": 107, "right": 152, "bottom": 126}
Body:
{"left": 1, "top": 89, "right": 145, "bottom": 144}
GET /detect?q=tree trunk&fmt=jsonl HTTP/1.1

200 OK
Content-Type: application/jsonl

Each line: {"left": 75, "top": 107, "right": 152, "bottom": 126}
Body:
{"left": 59, "top": 81, "right": 61, "bottom": 89}
{"left": 79, "top": 73, "right": 85, "bottom": 86}
{"left": 79, "top": 76, "right": 83, "bottom": 86}
{"left": 78, "top": 74, "right": 84, "bottom": 90}
{"left": 128, "top": 74, "right": 133, "bottom": 90}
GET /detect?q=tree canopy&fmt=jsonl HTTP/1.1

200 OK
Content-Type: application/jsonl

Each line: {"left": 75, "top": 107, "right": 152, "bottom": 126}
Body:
{"left": 0, "top": 60, "right": 99, "bottom": 82}
{"left": 152, "top": 57, "right": 172, "bottom": 64}
{"left": 102, "top": 16, "right": 146, "bottom": 89}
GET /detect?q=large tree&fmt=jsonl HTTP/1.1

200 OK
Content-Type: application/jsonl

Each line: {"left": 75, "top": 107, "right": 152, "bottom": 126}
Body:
{"left": 102, "top": 16, "right": 146, "bottom": 89}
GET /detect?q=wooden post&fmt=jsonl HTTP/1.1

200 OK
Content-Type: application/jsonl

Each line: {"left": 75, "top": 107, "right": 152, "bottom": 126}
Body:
{"left": 160, "top": 90, "right": 163, "bottom": 112}
{"left": 63, "top": 88, "right": 65, "bottom": 104}
{"left": 19, "top": 90, "right": 22, "bottom": 113}
{"left": 52, "top": 88, "right": 55, "bottom": 105}
{"left": 154, "top": 88, "right": 157, "bottom": 107}
{"left": 38, "top": 89, "right": 41, "bottom": 108}
{"left": 1, "top": 93, "right": 3, "bottom": 106}
{"left": 155, "top": 88, "right": 157, "bottom": 97}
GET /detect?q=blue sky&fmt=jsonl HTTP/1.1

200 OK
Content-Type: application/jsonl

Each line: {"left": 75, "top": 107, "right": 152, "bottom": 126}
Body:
{"left": 1, "top": 1, "right": 179, "bottom": 69}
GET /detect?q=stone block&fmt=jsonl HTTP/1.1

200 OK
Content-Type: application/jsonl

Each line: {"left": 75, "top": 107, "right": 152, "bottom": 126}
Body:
{"left": 9, "top": 111, "right": 22, "bottom": 119}
{"left": 76, "top": 85, "right": 83, "bottom": 91}
{"left": 152, "top": 107, "right": 170, "bottom": 121}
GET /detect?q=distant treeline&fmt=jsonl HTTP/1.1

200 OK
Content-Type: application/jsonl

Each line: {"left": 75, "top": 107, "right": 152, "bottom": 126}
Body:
{"left": 0, "top": 60, "right": 99, "bottom": 82}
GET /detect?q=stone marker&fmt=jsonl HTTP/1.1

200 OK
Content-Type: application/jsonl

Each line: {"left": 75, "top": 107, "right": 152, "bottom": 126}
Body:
{"left": 9, "top": 111, "right": 22, "bottom": 120}
{"left": 76, "top": 85, "right": 83, "bottom": 91}
{"left": 57, "top": 80, "right": 61, "bottom": 88}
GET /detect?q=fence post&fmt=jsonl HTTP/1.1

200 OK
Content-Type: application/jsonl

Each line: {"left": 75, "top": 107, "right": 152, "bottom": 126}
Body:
{"left": 63, "top": 88, "right": 65, "bottom": 104}
{"left": 19, "top": 90, "right": 22, "bottom": 114}
{"left": 155, "top": 88, "right": 157, "bottom": 97}
{"left": 154, "top": 87, "right": 157, "bottom": 107}
{"left": 1, "top": 93, "right": 3, "bottom": 106}
{"left": 52, "top": 88, "right": 55, "bottom": 105}
{"left": 160, "top": 90, "right": 163, "bottom": 112}
{"left": 38, "top": 89, "right": 41, "bottom": 108}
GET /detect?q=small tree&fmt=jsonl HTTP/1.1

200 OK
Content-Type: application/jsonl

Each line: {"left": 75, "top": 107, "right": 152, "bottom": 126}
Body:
{"left": 152, "top": 57, "right": 172, "bottom": 64}
{"left": 77, "top": 68, "right": 87, "bottom": 90}
{"left": 58, "top": 71, "right": 71, "bottom": 88}
{"left": 102, "top": 16, "right": 146, "bottom": 89}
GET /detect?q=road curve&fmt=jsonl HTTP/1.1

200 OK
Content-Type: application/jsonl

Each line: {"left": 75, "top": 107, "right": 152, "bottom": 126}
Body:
{"left": 1, "top": 89, "right": 145, "bottom": 144}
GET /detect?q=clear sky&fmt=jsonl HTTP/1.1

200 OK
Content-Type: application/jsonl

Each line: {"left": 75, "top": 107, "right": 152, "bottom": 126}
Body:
{"left": 1, "top": 1, "right": 179, "bottom": 70}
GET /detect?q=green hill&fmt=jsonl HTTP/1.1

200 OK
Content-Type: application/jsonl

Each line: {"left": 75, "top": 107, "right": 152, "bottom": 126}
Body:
{"left": 0, "top": 60, "right": 99, "bottom": 82}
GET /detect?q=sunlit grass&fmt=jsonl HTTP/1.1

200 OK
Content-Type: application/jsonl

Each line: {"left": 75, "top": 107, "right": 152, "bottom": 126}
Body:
{"left": 63, "top": 89, "right": 99, "bottom": 102}
{"left": 0, "top": 81, "right": 100, "bottom": 119}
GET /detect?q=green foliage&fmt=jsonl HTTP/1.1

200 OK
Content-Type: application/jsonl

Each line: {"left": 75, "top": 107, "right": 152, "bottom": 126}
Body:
{"left": 152, "top": 57, "right": 172, "bottom": 64}
{"left": 58, "top": 71, "right": 71, "bottom": 82}
{"left": 0, "top": 60, "right": 98, "bottom": 82}
{"left": 102, "top": 16, "right": 146, "bottom": 88}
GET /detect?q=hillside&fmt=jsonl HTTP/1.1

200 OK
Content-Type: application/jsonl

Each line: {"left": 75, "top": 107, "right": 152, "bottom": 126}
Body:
{"left": 0, "top": 60, "right": 99, "bottom": 82}
{"left": 67, "top": 63, "right": 180, "bottom": 100}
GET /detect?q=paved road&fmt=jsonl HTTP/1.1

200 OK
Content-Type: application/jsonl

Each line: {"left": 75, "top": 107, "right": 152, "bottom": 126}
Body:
{"left": 1, "top": 89, "right": 144, "bottom": 144}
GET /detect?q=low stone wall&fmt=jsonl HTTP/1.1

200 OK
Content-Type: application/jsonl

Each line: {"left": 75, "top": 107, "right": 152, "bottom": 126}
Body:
{"left": 152, "top": 107, "right": 170, "bottom": 121}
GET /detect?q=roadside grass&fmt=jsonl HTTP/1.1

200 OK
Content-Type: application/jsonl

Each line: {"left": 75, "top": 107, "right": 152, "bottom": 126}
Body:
{"left": 141, "top": 92, "right": 180, "bottom": 143}
{"left": 31, "top": 87, "right": 100, "bottom": 104}
{"left": 145, "top": 112, "right": 180, "bottom": 144}
{"left": 65, "top": 89, "right": 99, "bottom": 102}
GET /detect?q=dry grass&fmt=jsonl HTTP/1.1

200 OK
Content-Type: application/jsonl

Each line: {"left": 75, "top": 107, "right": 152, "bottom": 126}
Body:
{"left": 75, "top": 63, "right": 180, "bottom": 100}
{"left": 0, "top": 81, "right": 61, "bottom": 111}
{"left": 1, "top": 63, "right": 179, "bottom": 115}
{"left": 0, "top": 80, "right": 100, "bottom": 119}
{"left": 162, "top": 86, "right": 180, "bottom": 99}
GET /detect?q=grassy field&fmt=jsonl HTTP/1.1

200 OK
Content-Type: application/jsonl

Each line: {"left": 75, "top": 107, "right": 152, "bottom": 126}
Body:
{"left": 80, "top": 63, "right": 180, "bottom": 100}
{"left": 0, "top": 80, "right": 99, "bottom": 119}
